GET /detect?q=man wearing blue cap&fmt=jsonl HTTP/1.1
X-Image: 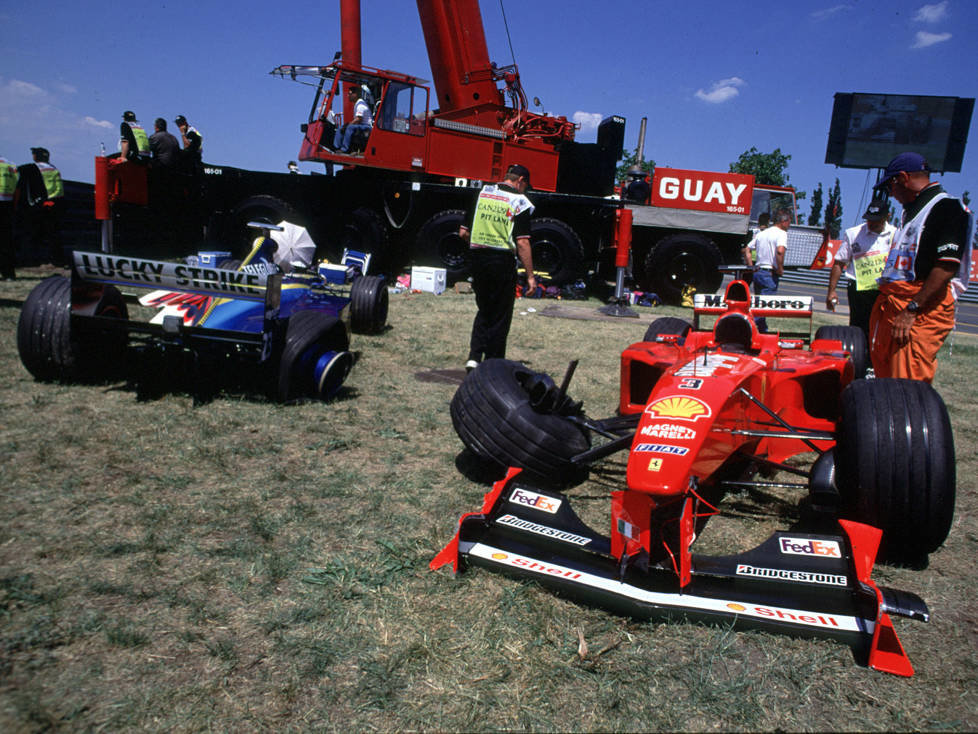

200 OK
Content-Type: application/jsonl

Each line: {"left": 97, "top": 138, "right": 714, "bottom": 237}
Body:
{"left": 870, "top": 152, "right": 974, "bottom": 383}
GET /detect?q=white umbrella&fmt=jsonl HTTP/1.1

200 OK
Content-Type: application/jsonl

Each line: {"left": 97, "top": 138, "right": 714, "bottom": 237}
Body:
{"left": 273, "top": 220, "right": 317, "bottom": 270}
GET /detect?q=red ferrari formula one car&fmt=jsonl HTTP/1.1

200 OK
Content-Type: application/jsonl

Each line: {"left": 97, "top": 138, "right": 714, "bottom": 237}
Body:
{"left": 433, "top": 279, "right": 955, "bottom": 676}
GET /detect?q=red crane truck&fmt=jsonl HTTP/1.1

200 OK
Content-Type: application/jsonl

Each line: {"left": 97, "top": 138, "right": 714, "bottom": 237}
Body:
{"left": 94, "top": 0, "right": 792, "bottom": 302}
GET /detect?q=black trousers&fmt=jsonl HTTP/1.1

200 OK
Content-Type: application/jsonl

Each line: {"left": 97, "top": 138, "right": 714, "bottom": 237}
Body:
{"left": 846, "top": 280, "right": 880, "bottom": 342}
{"left": 468, "top": 248, "right": 517, "bottom": 362}
{"left": 0, "top": 202, "right": 13, "bottom": 278}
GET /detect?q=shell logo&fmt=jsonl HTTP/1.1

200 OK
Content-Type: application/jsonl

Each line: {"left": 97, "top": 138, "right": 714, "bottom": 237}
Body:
{"left": 491, "top": 552, "right": 508, "bottom": 561}
{"left": 727, "top": 603, "right": 746, "bottom": 612}
{"left": 645, "top": 395, "right": 712, "bottom": 422}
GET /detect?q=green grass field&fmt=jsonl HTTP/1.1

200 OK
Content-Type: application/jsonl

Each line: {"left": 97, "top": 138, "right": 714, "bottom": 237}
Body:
{"left": 2, "top": 267, "right": 977, "bottom": 731}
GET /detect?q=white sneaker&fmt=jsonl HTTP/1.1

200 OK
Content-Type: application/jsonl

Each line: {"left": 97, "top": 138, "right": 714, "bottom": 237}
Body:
{"left": 465, "top": 360, "right": 479, "bottom": 372}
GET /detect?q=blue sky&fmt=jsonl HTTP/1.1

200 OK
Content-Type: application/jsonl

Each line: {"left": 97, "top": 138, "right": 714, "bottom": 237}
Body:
{"left": 2, "top": 0, "right": 976, "bottom": 229}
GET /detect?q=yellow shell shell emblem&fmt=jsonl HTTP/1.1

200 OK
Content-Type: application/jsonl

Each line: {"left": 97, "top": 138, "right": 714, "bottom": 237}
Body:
{"left": 645, "top": 395, "right": 712, "bottom": 421}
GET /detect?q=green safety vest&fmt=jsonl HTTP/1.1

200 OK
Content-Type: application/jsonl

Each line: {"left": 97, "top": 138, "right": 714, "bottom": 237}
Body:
{"left": 126, "top": 122, "right": 151, "bottom": 157}
{"left": 469, "top": 184, "right": 534, "bottom": 251}
{"left": 37, "top": 162, "right": 63, "bottom": 199}
{"left": 0, "top": 157, "right": 17, "bottom": 201}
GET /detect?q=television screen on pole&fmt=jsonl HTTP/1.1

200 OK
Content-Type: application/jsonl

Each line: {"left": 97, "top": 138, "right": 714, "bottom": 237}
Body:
{"left": 825, "top": 93, "right": 974, "bottom": 172}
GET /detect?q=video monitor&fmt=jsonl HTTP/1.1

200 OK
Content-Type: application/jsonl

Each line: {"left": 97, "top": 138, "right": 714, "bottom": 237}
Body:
{"left": 825, "top": 93, "right": 973, "bottom": 172}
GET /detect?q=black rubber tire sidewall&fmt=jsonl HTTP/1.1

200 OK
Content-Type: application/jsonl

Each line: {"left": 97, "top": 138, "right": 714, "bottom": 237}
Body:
{"left": 276, "top": 311, "right": 349, "bottom": 402}
{"left": 836, "top": 378, "right": 956, "bottom": 558}
{"left": 529, "top": 217, "right": 585, "bottom": 286}
{"left": 815, "top": 324, "right": 869, "bottom": 379}
{"left": 415, "top": 209, "right": 469, "bottom": 284}
{"left": 350, "top": 275, "right": 389, "bottom": 334}
{"left": 643, "top": 233, "right": 723, "bottom": 304}
{"left": 450, "top": 358, "right": 590, "bottom": 487}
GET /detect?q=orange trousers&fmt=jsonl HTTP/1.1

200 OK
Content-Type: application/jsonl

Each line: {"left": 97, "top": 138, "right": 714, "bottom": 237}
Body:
{"left": 869, "top": 280, "right": 955, "bottom": 383}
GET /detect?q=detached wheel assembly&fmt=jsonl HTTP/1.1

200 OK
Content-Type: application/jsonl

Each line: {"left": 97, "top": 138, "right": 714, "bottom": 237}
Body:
{"left": 450, "top": 359, "right": 590, "bottom": 487}
{"left": 276, "top": 310, "right": 352, "bottom": 402}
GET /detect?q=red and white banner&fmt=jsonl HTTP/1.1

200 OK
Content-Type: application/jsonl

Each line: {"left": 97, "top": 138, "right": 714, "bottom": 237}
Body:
{"left": 650, "top": 168, "right": 754, "bottom": 215}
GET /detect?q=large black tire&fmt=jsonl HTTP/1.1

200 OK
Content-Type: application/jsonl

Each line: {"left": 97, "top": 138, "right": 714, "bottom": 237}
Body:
{"left": 17, "top": 276, "right": 128, "bottom": 383}
{"left": 229, "top": 195, "right": 299, "bottom": 256}
{"left": 643, "top": 317, "right": 691, "bottom": 344}
{"left": 450, "top": 359, "right": 590, "bottom": 487}
{"left": 643, "top": 233, "right": 723, "bottom": 304}
{"left": 415, "top": 209, "right": 469, "bottom": 284}
{"left": 530, "top": 217, "right": 585, "bottom": 286}
{"left": 835, "top": 378, "right": 955, "bottom": 559}
{"left": 276, "top": 311, "right": 351, "bottom": 403}
{"left": 350, "top": 275, "right": 389, "bottom": 334}
{"left": 339, "top": 207, "right": 388, "bottom": 268}
{"left": 814, "top": 325, "right": 869, "bottom": 379}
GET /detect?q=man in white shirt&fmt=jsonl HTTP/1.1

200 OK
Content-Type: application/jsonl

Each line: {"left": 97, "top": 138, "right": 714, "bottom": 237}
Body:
{"left": 751, "top": 209, "right": 790, "bottom": 331}
{"left": 825, "top": 199, "right": 896, "bottom": 340}
{"left": 334, "top": 86, "right": 374, "bottom": 153}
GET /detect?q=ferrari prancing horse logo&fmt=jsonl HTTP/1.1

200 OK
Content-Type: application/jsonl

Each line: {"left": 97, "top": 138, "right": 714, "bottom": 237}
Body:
{"left": 644, "top": 395, "right": 712, "bottom": 422}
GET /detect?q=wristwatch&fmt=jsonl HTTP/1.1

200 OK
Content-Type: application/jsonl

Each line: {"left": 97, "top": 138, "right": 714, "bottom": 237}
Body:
{"left": 906, "top": 300, "right": 921, "bottom": 314}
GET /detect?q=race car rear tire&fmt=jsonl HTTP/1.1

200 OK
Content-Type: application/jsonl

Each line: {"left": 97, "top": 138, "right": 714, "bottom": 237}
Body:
{"left": 643, "top": 317, "right": 691, "bottom": 344}
{"left": 643, "top": 234, "right": 723, "bottom": 304}
{"left": 450, "top": 359, "right": 590, "bottom": 487}
{"left": 17, "top": 275, "right": 128, "bottom": 383}
{"left": 814, "top": 325, "right": 869, "bottom": 378}
{"left": 276, "top": 310, "right": 351, "bottom": 402}
{"left": 415, "top": 209, "right": 469, "bottom": 284}
{"left": 530, "top": 217, "right": 585, "bottom": 286}
{"left": 350, "top": 275, "right": 389, "bottom": 334}
{"left": 836, "top": 378, "right": 955, "bottom": 559}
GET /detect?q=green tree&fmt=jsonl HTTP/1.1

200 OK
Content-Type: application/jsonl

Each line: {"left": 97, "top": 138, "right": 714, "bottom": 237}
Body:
{"left": 616, "top": 147, "right": 654, "bottom": 185}
{"left": 729, "top": 146, "right": 791, "bottom": 186}
{"left": 807, "top": 182, "right": 824, "bottom": 227}
{"left": 824, "top": 178, "right": 843, "bottom": 238}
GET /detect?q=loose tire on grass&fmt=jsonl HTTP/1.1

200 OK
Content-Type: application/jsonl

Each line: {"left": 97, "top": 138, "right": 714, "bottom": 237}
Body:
{"left": 17, "top": 275, "right": 128, "bottom": 383}
{"left": 350, "top": 275, "right": 389, "bottom": 334}
{"left": 835, "top": 378, "right": 955, "bottom": 559}
{"left": 643, "top": 317, "right": 691, "bottom": 344}
{"left": 450, "top": 359, "right": 591, "bottom": 487}
{"left": 276, "top": 311, "right": 350, "bottom": 403}
{"left": 815, "top": 324, "right": 869, "bottom": 378}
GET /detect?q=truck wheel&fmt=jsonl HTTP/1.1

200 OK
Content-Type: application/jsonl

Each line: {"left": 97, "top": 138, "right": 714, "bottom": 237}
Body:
{"left": 835, "top": 378, "right": 955, "bottom": 559}
{"left": 276, "top": 311, "right": 352, "bottom": 402}
{"left": 450, "top": 359, "right": 591, "bottom": 488}
{"left": 230, "top": 195, "right": 298, "bottom": 255}
{"left": 415, "top": 209, "right": 469, "bottom": 284}
{"left": 643, "top": 233, "right": 723, "bottom": 304}
{"left": 814, "top": 325, "right": 869, "bottom": 378}
{"left": 17, "top": 275, "right": 129, "bottom": 383}
{"left": 530, "top": 217, "right": 585, "bottom": 285}
{"left": 350, "top": 275, "right": 389, "bottom": 334}
{"left": 340, "top": 207, "right": 388, "bottom": 269}
{"left": 643, "top": 317, "right": 691, "bottom": 344}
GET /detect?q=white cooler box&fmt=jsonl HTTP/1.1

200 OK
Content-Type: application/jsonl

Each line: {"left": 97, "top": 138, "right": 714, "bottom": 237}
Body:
{"left": 411, "top": 266, "right": 447, "bottom": 295}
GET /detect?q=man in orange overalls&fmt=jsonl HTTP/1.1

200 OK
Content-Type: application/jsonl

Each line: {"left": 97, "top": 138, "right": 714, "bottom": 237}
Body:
{"left": 869, "top": 152, "right": 974, "bottom": 383}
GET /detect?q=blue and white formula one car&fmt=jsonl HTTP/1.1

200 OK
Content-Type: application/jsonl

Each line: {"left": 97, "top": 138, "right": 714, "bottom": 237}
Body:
{"left": 17, "top": 247, "right": 388, "bottom": 403}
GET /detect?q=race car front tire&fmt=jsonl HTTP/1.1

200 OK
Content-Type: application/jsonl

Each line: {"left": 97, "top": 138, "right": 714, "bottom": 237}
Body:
{"left": 643, "top": 317, "right": 692, "bottom": 344}
{"left": 450, "top": 359, "right": 590, "bottom": 487}
{"left": 276, "top": 311, "right": 351, "bottom": 402}
{"left": 350, "top": 275, "right": 389, "bottom": 334}
{"left": 836, "top": 378, "right": 955, "bottom": 559}
{"left": 814, "top": 324, "right": 869, "bottom": 379}
{"left": 17, "top": 275, "right": 128, "bottom": 383}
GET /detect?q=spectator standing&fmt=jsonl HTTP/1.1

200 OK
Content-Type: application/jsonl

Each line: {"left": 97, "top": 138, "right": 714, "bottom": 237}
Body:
{"left": 175, "top": 115, "right": 203, "bottom": 173}
{"left": 459, "top": 163, "right": 535, "bottom": 371}
{"left": 0, "top": 155, "right": 17, "bottom": 279}
{"left": 742, "top": 212, "right": 770, "bottom": 269}
{"left": 750, "top": 209, "right": 790, "bottom": 332}
{"left": 120, "top": 111, "right": 151, "bottom": 162}
{"left": 149, "top": 118, "right": 181, "bottom": 168}
{"left": 869, "top": 152, "right": 974, "bottom": 383}
{"left": 825, "top": 199, "right": 896, "bottom": 340}
{"left": 16, "top": 148, "right": 64, "bottom": 265}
